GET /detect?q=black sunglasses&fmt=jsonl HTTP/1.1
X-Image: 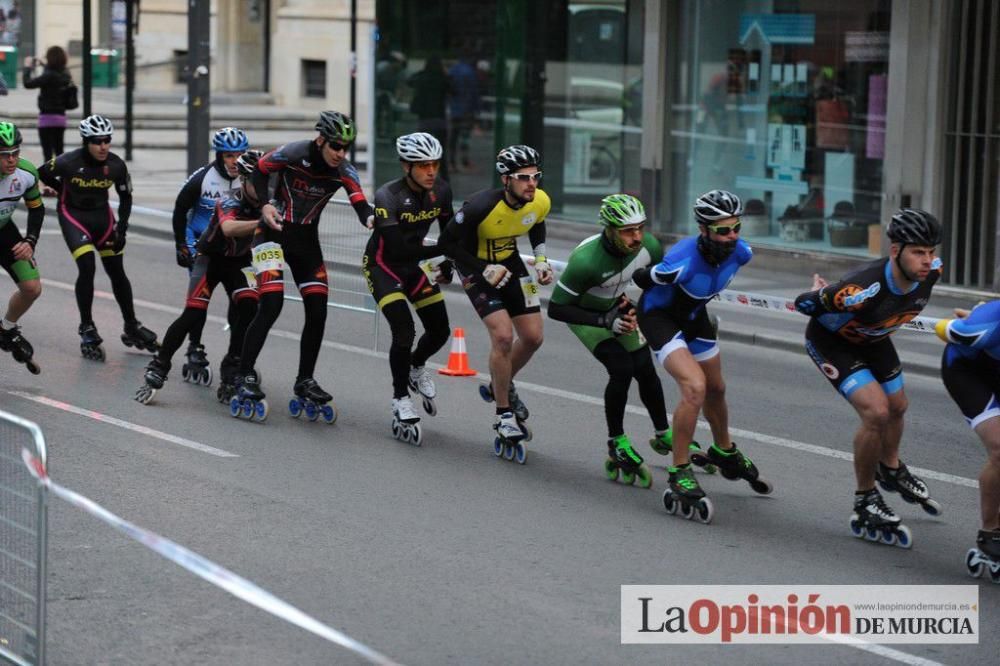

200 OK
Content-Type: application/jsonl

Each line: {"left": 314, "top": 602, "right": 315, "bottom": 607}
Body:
{"left": 326, "top": 141, "right": 351, "bottom": 152}
{"left": 88, "top": 137, "right": 112, "bottom": 145}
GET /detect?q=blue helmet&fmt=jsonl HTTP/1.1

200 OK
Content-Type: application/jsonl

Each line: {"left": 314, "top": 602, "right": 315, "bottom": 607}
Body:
{"left": 212, "top": 127, "right": 249, "bottom": 153}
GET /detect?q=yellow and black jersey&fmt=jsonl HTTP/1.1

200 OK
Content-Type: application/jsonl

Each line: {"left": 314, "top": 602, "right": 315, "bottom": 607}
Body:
{"left": 440, "top": 187, "right": 549, "bottom": 274}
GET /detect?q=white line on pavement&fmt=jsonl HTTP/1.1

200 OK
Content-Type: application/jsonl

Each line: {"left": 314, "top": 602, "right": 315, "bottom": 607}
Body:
{"left": 6, "top": 390, "right": 239, "bottom": 458}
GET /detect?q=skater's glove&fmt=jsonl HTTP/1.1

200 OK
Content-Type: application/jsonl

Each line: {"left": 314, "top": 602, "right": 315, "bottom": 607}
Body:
{"left": 431, "top": 259, "right": 454, "bottom": 284}
{"left": 175, "top": 244, "right": 194, "bottom": 268}
{"left": 600, "top": 306, "right": 637, "bottom": 335}
{"left": 631, "top": 267, "right": 654, "bottom": 290}
{"left": 112, "top": 228, "right": 127, "bottom": 253}
{"left": 533, "top": 256, "right": 554, "bottom": 285}
{"left": 482, "top": 263, "right": 512, "bottom": 288}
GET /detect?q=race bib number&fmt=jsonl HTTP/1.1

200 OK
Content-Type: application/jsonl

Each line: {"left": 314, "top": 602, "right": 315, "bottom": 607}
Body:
{"left": 241, "top": 266, "right": 258, "bottom": 288}
{"left": 252, "top": 242, "right": 284, "bottom": 273}
{"left": 520, "top": 275, "right": 540, "bottom": 308}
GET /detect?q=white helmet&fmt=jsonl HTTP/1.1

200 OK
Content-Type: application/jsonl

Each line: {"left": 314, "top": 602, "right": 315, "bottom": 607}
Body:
{"left": 396, "top": 132, "right": 443, "bottom": 162}
{"left": 79, "top": 115, "right": 114, "bottom": 138}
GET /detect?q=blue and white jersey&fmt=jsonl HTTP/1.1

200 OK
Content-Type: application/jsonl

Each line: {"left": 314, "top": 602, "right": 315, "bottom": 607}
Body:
{"left": 172, "top": 162, "right": 239, "bottom": 255}
{"left": 639, "top": 236, "right": 752, "bottom": 320}
{"left": 942, "top": 300, "right": 1000, "bottom": 365}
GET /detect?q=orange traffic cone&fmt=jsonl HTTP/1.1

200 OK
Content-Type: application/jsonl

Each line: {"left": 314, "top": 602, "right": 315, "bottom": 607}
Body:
{"left": 438, "top": 327, "right": 477, "bottom": 376}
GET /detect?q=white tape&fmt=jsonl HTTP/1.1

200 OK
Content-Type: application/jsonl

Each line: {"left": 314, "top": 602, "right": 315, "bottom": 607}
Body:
{"left": 20, "top": 450, "right": 401, "bottom": 666}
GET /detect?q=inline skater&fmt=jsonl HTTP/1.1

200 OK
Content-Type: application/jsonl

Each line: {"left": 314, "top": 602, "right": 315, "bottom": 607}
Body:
{"left": 233, "top": 111, "right": 372, "bottom": 423}
{"left": 438, "top": 145, "right": 553, "bottom": 463}
{"left": 548, "top": 194, "right": 678, "bottom": 488}
{"left": 935, "top": 301, "right": 1000, "bottom": 581}
{"left": 38, "top": 114, "right": 159, "bottom": 361}
{"left": 171, "top": 126, "right": 249, "bottom": 384}
{"left": 0, "top": 122, "right": 44, "bottom": 374}
{"left": 794, "top": 209, "right": 943, "bottom": 548}
{"left": 632, "top": 189, "right": 770, "bottom": 523}
{"left": 365, "top": 132, "right": 454, "bottom": 445}
{"left": 135, "top": 150, "right": 263, "bottom": 406}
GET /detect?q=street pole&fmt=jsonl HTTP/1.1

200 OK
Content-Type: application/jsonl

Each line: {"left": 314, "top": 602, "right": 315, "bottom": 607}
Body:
{"left": 125, "top": 0, "right": 136, "bottom": 161}
{"left": 83, "top": 0, "right": 93, "bottom": 117}
{"left": 186, "top": 0, "right": 211, "bottom": 175}
{"left": 349, "top": 0, "right": 357, "bottom": 164}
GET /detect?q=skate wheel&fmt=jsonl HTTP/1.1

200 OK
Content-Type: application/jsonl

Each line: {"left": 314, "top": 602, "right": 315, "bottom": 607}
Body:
{"left": 864, "top": 526, "right": 880, "bottom": 542}
{"left": 401, "top": 425, "right": 413, "bottom": 444}
{"left": 241, "top": 399, "right": 254, "bottom": 418}
{"left": 503, "top": 442, "right": 516, "bottom": 461}
{"left": 182, "top": 366, "right": 192, "bottom": 382}
{"left": 662, "top": 491, "right": 678, "bottom": 515}
{"left": 321, "top": 404, "right": 337, "bottom": 424}
{"left": 894, "top": 525, "right": 913, "bottom": 549}
{"left": 493, "top": 437, "right": 503, "bottom": 457}
{"left": 134, "top": 386, "right": 155, "bottom": 405}
{"left": 410, "top": 424, "right": 423, "bottom": 447}
{"left": 26, "top": 360, "right": 41, "bottom": 375}
{"left": 750, "top": 479, "right": 773, "bottom": 495}
{"left": 229, "top": 396, "right": 242, "bottom": 418}
{"left": 423, "top": 397, "right": 437, "bottom": 417}
{"left": 849, "top": 515, "right": 864, "bottom": 538}
{"left": 621, "top": 469, "right": 636, "bottom": 485}
{"left": 695, "top": 497, "right": 714, "bottom": 524}
{"left": 392, "top": 419, "right": 402, "bottom": 440}
{"left": 252, "top": 400, "right": 269, "bottom": 422}
{"left": 200, "top": 367, "right": 213, "bottom": 386}
{"left": 635, "top": 465, "right": 653, "bottom": 490}
{"left": 680, "top": 501, "right": 695, "bottom": 520}
{"left": 879, "top": 528, "right": 897, "bottom": 546}
{"left": 289, "top": 399, "right": 302, "bottom": 418}
{"left": 604, "top": 458, "right": 620, "bottom": 482}
{"left": 989, "top": 563, "right": 1000, "bottom": 584}
{"left": 966, "top": 549, "right": 984, "bottom": 579}
{"left": 921, "top": 499, "right": 943, "bottom": 517}
{"left": 478, "top": 383, "right": 493, "bottom": 403}
{"left": 514, "top": 442, "right": 526, "bottom": 464}
{"left": 304, "top": 402, "right": 318, "bottom": 421}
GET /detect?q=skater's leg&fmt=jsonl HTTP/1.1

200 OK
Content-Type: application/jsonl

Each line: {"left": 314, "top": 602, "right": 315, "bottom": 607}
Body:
{"left": 74, "top": 251, "right": 98, "bottom": 324}
{"left": 4, "top": 278, "right": 41, "bottom": 324}
{"left": 509, "top": 311, "right": 543, "bottom": 381}
{"left": 879, "top": 387, "right": 909, "bottom": 469}
{"left": 975, "top": 417, "right": 1000, "bottom": 530}
{"left": 699, "top": 353, "right": 731, "bottom": 450}
{"left": 227, "top": 292, "right": 258, "bottom": 357}
{"left": 663, "top": 347, "right": 706, "bottom": 467}
{"left": 593, "top": 339, "right": 633, "bottom": 437}
{"left": 239, "top": 290, "right": 283, "bottom": 372}
{"left": 632, "top": 346, "right": 670, "bottom": 433}
{"left": 383, "top": 299, "right": 417, "bottom": 398}
{"left": 158, "top": 308, "right": 204, "bottom": 364}
{"left": 847, "top": 382, "right": 892, "bottom": 491}
{"left": 483, "top": 310, "right": 515, "bottom": 410}
{"left": 297, "top": 290, "right": 327, "bottom": 380}
{"left": 411, "top": 298, "right": 450, "bottom": 367}
{"left": 100, "top": 253, "right": 137, "bottom": 324}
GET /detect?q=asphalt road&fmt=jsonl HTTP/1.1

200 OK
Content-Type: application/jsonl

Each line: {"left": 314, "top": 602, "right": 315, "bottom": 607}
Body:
{"left": 0, "top": 221, "right": 996, "bottom": 666}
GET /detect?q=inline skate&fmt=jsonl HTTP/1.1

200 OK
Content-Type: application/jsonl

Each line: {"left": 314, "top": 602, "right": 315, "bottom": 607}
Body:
{"left": 648, "top": 430, "right": 716, "bottom": 473}
{"left": 662, "top": 465, "right": 714, "bottom": 523}
{"left": 965, "top": 529, "right": 1000, "bottom": 584}
{"left": 691, "top": 442, "right": 772, "bottom": 494}
{"left": 408, "top": 365, "right": 437, "bottom": 416}
{"left": 849, "top": 488, "right": 912, "bottom": 548}
{"left": 0, "top": 325, "right": 40, "bottom": 374}
{"left": 181, "top": 342, "right": 212, "bottom": 386}
{"left": 605, "top": 435, "right": 652, "bottom": 488}
{"left": 493, "top": 410, "right": 530, "bottom": 464}
{"left": 876, "top": 460, "right": 942, "bottom": 516}
{"left": 134, "top": 357, "right": 170, "bottom": 405}
{"left": 391, "top": 396, "right": 422, "bottom": 445}
{"left": 216, "top": 354, "right": 241, "bottom": 403}
{"left": 229, "top": 371, "right": 269, "bottom": 422}
{"left": 121, "top": 319, "right": 160, "bottom": 353}
{"left": 79, "top": 322, "right": 105, "bottom": 361}
{"left": 288, "top": 376, "right": 337, "bottom": 424}
{"left": 479, "top": 380, "right": 529, "bottom": 421}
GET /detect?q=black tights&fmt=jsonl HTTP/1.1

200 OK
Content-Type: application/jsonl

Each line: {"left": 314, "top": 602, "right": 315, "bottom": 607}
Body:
{"left": 593, "top": 340, "right": 670, "bottom": 438}
{"left": 240, "top": 290, "right": 327, "bottom": 380}
{"left": 382, "top": 299, "right": 450, "bottom": 398}
{"left": 158, "top": 297, "right": 257, "bottom": 368}
{"left": 75, "top": 252, "right": 136, "bottom": 326}
{"left": 38, "top": 127, "right": 65, "bottom": 162}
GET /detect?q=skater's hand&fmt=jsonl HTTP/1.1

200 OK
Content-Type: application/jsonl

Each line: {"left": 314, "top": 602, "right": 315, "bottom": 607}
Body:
{"left": 431, "top": 259, "right": 453, "bottom": 284}
{"left": 260, "top": 203, "right": 283, "bottom": 231}
{"left": 365, "top": 214, "right": 375, "bottom": 230}
{"left": 11, "top": 240, "right": 34, "bottom": 262}
{"left": 953, "top": 307, "right": 971, "bottom": 319}
{"left": 175, "top": 244, "right": 193, "bottom": 268}
{"left": 112, "top": 231, "right": 127, "bottom": 253}
{"left": 533, "top": 257, "right": 554, "bottom": 285}
{"left": 603, "top": 304, "right": 637, "bottom": 335}
{"left": 811, "top": 273, "right": 828, "bottom": 290}
{"left": 482, "top": 263, "right": 511, "bottom": 288}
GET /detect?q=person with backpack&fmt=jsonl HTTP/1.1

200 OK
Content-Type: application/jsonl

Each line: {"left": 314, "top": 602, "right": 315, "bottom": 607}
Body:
{"left": 24, "top": 45, "right": 77, "bottom": 161}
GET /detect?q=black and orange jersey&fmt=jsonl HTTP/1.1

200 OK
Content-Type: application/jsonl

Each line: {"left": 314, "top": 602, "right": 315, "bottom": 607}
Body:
{"left": 795, "top": 256, "right": 941, "bottom": 344}
{"left": 366, "top": 177, "right": 453, "bottom": 266}
{"left": 196, "top": 193, "right": 261, "bottom": 258}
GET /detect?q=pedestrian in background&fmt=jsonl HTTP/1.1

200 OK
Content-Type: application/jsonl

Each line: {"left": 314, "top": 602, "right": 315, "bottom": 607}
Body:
{"left": 24, "top": 45, "right": 75, "bottom": 161}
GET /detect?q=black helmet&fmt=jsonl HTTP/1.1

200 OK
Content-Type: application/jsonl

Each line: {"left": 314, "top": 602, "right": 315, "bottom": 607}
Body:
{"left": 693, "top": 189, "right": 743, "bottom": 224}
{"left": 887, "top": 209, "right": 942, "bottom": 246}
{"left": 235, "top": 149, "right": 264, "bottom": 178}
{"left": 315, "top": 111, "right": 357, "bottom": 144}
{"left": 496, "top": 144, "right": 541, "bottom": 175}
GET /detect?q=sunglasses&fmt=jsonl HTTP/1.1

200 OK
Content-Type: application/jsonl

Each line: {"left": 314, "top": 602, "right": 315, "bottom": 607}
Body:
{"left": 0, "top": 149, "right": 20, "bottom": 159}
{"left": 706, "top": 221, "right": 741, "bottom": 235}
{"left": 88, "top": 137, "right": 112, "bottom": 145}
{"left": 510, "top": 171, "right": 542, "bottom": 182}
{"left": 326, "top": 141, "right": 351, "bottom": 152}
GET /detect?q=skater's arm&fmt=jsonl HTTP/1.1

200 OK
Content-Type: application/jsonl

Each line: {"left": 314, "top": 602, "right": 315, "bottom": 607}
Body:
{"left": 935, "top": 300, "right": 1000, "bottom": 349}
{"left": 338, "top": 161, "right": 373, "bottom": 229}
{"left": 37, "top": 156, "right": 61, "bottom": 191}
{"left": 794, "top": 278, "right": 855, "bottom": 316}
{"left": 115, "top": 166, "right": 133, "bottom": 230}
{"left": 438, "top": 205, "right": 488, "bottom": 276}
{"left": 172, "top": 167, "right": 203, "bottom": 246}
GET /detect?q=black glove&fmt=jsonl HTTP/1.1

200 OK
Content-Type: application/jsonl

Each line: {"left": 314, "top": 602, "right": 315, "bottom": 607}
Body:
{"left": 631, "top": 267, "right": 654, "bottom": 290}
{"left": 112, "top": 230, "right": 127, "bottom": 253}
{"left": 24, "top": 234, "right": 38, "bottom": 250}
{"left": 175, "top": 244, "right": 194, "bottom": 268}
{"left": 438, "top": 259, "right": 454, "bottom": 284}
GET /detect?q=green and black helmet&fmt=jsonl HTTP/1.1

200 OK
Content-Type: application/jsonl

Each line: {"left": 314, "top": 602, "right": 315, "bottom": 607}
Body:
{"left": 315, "top": 111, "right": 357, "bottom": 144}
{"left": 0, "top": 121, "right": 22, "bottom": 149}
{"left": 599, "top": 193, "right": 646, "bottom": 228}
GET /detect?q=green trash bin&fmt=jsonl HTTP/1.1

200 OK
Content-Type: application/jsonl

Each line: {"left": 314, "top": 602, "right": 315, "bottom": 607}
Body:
{"left": 0, "top": 45, "right": 18, "bottom": 90}
{"left": 90, "top": 49, "right": 119, "bottom": 88}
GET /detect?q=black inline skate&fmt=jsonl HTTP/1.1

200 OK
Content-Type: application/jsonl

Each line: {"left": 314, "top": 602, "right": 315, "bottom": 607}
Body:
{"left": 849, "top": 488, "right": 912, "bottom": 548}
{"left": 229, "top": 371, "right": 269, "bottom": 422}
{"left": 391, "top": 396, "right": 422, "bottom": 445}
{"left": 216, "top": 354, "right": 241, "bottom": 403}
{"left": 493, "top": 410, "right": 531, "bottom": 464}
{"left": 79, "top": 322, "right": 105, "bottom": 361}
{"left": 408, "top": 365, "right": 437, "bottom": 416}
{"left": 289, "top": 376, "right": 337, "bottom": 424}
{"left": 648, "top": 430, "right": 716, "bottom": 473}
{"left": 134, "top": 357, "right": 170, "bottom": 405}
{"left": 691, "top": 442, "right": 772, "bottom": 494}
{"left": 0, "top": 325, "right": 40, "bottom": 374}
{"left": 479, "top": 380, "right": 529, "bottom": 422}
{"left": 605, "top": 435, "right": 652, "bottom": 488}
{"left": 121, "top": 319, "right": 160, "bottom": 353}
{"left": 662, "top": 465, "right": 714, "bottom": 523}
{"left": 966, "top": 529, "right": 1000, "bottom": 584}
{"left": 876, "top": 460, "right": 942, "bottom": 516}
{"left": 181, "top": 342, "right": 212, "bottom": 386}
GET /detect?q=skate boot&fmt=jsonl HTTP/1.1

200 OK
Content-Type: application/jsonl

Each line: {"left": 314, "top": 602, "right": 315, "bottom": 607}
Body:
{"left": 692, "top": 442, "right": 772, "bottom": 494}
{"left": 965, "top": 529, "right": 1000, "bottom": 584}
{"left": 216, "top": 354, "right": 241, "bottom": 403}
{"left": 78, "top": 322, "right": 105, "bottom": 361}
{"left": 662, "top": 465, "right": 714, "bottom": 523}
{"left": 134, "top": 357, "right": 171, "bottom": 405}
{"left": 849, "top": 488, "right": 912, "bottom": 548}
{"left": 391, "top": 396, "right": 422, "bottom": 445}
{"left": 876, "top": 460, "right": 942, "bottom": 516}
{"left": 479, "top": 381, "right": 529, "bottom": 421}
{"left": 289, "top": 377, "right": 337, "bottom": 424}
{"left": 408, "top": 365, "right": 437, "bottom": 416}
{"left": 605, "top": 435, "right": 652, "bottom": 488}
{"left": 121, "top": 319, "right": 160, "bottom": 353}
{"left": 229, "top": 371, "right": 269, "bottom": 422}
{"left": 0, "top": 325, "right": 40, "bottom": 374}
{"left": 648, "top": 431, "right": 716, "bottom": 473}
{"left": 181, "top": 342, "right": 212, "bottom": 386}
{"left": 493, "top": 410, "right": 528, "bottom": 464}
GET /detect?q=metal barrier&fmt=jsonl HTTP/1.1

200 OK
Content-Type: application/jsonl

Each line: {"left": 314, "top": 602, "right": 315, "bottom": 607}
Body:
{"left": 0, "top": 411, "right": 47, "bottom": 666}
